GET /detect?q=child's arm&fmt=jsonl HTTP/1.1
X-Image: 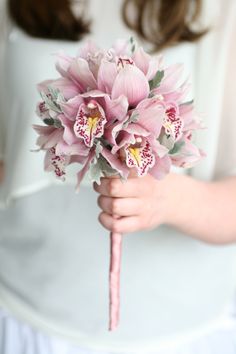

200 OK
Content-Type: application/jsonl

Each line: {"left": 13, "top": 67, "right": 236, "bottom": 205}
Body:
{"left": 94, "top": 173, "right": 236, "bottom": 245}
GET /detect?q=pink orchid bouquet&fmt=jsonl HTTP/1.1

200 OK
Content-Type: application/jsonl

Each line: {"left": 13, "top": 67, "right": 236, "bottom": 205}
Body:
{"left": 33, "top": 38, "right": 204, "bottom": 331}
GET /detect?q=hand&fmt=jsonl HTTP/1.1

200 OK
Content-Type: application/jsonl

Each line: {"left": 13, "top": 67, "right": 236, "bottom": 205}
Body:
{"left": 94, "top": 171, "right": 236, "bottom": 243}
{"left": 0, "top": 161, "right": 4, "bottom": 184}
{"left": 93, "top": 173, "right": 171, "bottom": 234}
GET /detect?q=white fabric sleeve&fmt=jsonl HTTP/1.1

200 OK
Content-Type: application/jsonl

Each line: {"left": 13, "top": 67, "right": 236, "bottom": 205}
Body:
{"left": 0, "top": 0, "right": 8, "bottom": 160}
{"left": 214, "top": 1, "right": 236, "bottom": 178}
{"left": 190, "top": 0, "right": 236, "bottom": 181}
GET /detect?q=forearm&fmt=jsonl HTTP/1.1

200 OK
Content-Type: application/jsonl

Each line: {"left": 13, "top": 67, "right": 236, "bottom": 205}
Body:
{"left": 165, "top": 173, "right": 236, "bottom": 244}
{"left": 95, "top": 171, "right": 236, "bottom": 244}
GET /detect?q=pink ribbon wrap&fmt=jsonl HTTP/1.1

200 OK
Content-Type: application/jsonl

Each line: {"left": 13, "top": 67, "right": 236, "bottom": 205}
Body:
{"left": 109, "top": 231, "right": 122, "bottom": 331}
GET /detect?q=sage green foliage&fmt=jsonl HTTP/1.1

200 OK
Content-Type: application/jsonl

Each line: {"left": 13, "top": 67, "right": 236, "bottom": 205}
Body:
{"left": 149, "top": 70, "right": 164, "bottom": 90}
{"left": 43, "top": 118, "right": 54, "bottom": 126}
{"left": 40, "top": 86, "right": 65, "bottom": 114}
{"left": 158, "top": 133, "right": 175, "bottom": 151}
{"left": 89, "top": 156, "right": 119, "bottom": 184}
{"left": 123, "top": 112, "right": 139, "bottom": 129}
{"left": 130, "top": 37, "right": 136, "bottom": 53}
{"left": 43, "top": 118, "right": 62, "bottom": 128}
{"left": 169, "top": 141, "right": 185, "bottom": 155}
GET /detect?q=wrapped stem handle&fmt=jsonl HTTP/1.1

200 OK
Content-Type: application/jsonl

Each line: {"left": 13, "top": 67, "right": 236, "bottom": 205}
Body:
{"left": 109, "top": 231, "right": 122, "bottom": 331}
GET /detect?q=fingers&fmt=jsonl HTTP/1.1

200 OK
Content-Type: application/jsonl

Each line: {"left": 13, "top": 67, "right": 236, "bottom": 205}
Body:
{"left": 98, "top": 212, "right": 143, "bottom": 234}
{"left": 97, "top": 195, "right": 142, "bottom": 217}
{"left": 93, "top": 176, "right": 146, "bottom": 198}
{"left": 94, "top": 174, "right": 160, "bottom": 233}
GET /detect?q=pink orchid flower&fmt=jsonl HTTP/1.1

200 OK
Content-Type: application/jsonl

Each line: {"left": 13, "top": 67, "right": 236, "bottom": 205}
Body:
{"left": 132, "top": 47, "right": 163, "bottom": 81}
{"left": 124, "top": 138, "right": 155, "bottom": 176}
{"left": 149, "top": 153, "right": 172, "bottom": 179}
{"left": 33, "top": 125, "right": 63, "bottom": 150}
{"left": 74, "top": 100, "right": 107, "bottom": 148}
{"left": 163, "top": 102, "right": 184, "bottom": 141}
{"left": 170, "top": 135, "right": 205, "bottom": 168}
{"left": 111, "top": 62, "right": 149, "bottom": 107}
{"left": 34, "top": 38, "right": 205, "bottom": 334}
{"left": 179, "top": 102, "right": 204, "bottom": 131}
{"left": 51, "top": 77, "right": 80, "bottom": 100}
{"left": 44, "top": 147, "right": 70, "bottom": 180}
{"left": 78, "top": 40, "right": 106, "bottom": 72}
{"left": 81, "top": 90, "right": 129, "bottom": 123}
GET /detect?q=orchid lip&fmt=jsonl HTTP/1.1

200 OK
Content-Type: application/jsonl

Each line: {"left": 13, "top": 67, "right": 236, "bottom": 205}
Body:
{"left": 74, "top": 101, "right": 107, "bottom": 147}
{"left": 125, "top": 139, "right": 155, "bottom": 176}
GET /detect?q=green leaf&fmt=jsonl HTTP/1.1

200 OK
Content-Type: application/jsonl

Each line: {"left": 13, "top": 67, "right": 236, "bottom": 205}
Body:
{"left": 123, "top": 112, "right": 139, "bottom": 129}
{"left": 40, "top": 90, "right": 62, "bottom": 114}
{"left": 149, "top": 70, "right": 164, "bottom": 90}
{"left": 43, "top": 118, "right": 62, "bottom": 128}
{"left": 158, "top": 133, "right": 175, "bottom": 150}
{"left": 43, "top": 118, "right": 54, "bottom": 126}
{"left": 95, "top": 140, "right": 103, "bottom": 157}
{"left": 88, "top": 159, "right": 103, "bottom": 184}
{"left": 129, "top": 37, "right": 136, "bottom": 53}
{"left": 169, "top": 141, "right": 185, "bottom": 155}
{"left": 88, "top": 156, "right": 118, "bottom": 184}
{"left": 180, "top": 99, "right": 194, "bottom": 106}
{"left": 53, "top": 119, "right": 62, "bottom": 128}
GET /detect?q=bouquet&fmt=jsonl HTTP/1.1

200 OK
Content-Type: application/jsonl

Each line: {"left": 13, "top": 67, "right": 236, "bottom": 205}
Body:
{"left": 33, "top": 38, "right": 204, "bottom": 331}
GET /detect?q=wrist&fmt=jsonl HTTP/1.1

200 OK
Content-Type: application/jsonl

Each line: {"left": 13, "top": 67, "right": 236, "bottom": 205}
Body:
{"left": 161, "top": 173, "right": 207, "bottom": 231}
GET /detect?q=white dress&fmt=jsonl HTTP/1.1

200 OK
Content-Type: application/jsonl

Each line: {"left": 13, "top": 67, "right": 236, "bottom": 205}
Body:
{"left": 0, "top": 0, "right": 236, "bottom": 353}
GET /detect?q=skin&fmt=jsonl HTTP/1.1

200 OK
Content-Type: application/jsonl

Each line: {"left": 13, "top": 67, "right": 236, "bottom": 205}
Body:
{"left": 94, "top": 172, "right": 236, "bottom": 245}
{"left": 1, "top": 160, "right": 235, "bottom": 244}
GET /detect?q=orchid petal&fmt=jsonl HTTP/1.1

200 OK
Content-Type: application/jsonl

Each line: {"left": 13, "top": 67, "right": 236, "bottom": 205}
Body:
{"left": 76, "top": 150, "right": 96, "bottom": 191}
{"left": 78, "top": 40, "right": 101, "bottom": 59}
{"left": 59, "top": 114, "right": 79, "bottom": 145}
{"left": 132, "top": 48, "right": 162, "bottom": 80}
{"left": 111, "top": 131, "right": 135, "bottom": 154}
{"left": 44, "top": 147, "right": 70, "bottom": 180}
{"left": 135, "top": 98, "right": 165, "bottom": 137}
{"left": 59, "top": 95, "right": 84, "bottom": 120}
{"left": 149, "top": 138, "right": 169, "bottom": 158}
{"left": 104, "top": 119, "right": 127, "bottom": 148}
{"left": 132, "top": 47, "right": 150, "bottom": 75}
{"left": 125, "top": 123, "right": 150, "bottom": 136}
{"left": 51, "top": 78, "right": 80, "bottom": 100}
{"left": 42, "top": 129, "right": 63, "bottom": 149}
{"left": 170, "top": 137, "right": 205, "bottom": 168}
{"left": 158, "top": 64, "right": 184, "bottom": 93}
{"left": 146, "top": 56, "right": 164, "bottom": 81}
{"left": 101, "top": 148, "right": 129, "bottom": 179}
{"left": 56, "top": 140, "right": 89, "bottom": 156}
{"left": 149, "top": 154, "right": 171, "bottom": 179}
{"left": 125, "top": 140, "right": 155, "bottom": 176}
{"left": 112, "top": 65, "right": 149, "bottom": 107}
{"left": 97, "top": 60, "right": 118, "bottom": 93}
{"left": 74, "top": 101, "right": 107, "bottom": 147}
{"left": 70, "top": 155, "right": 88, "bottom": 164}
{"left": 163, "top": 103, "right": 184, "bottom": 141}
{"left": 33, "top": 124, "right": 55, "bottom": 136}
{"left": 80, "top": 90, "right": 106, "bottom": 98}
{"left": 162, "top": 80, "right": 190, "bottom": 102}
{"left": 55, "top": 53, "right": 73, "bottom": 77}
{"left": 112, "top": 39, "right": 129, "bottom": 56}
{"left": 179, "top": 103, "right": 204, "bottom": 131}
{"left": 33, "top": 125, "right": 63, "bottom": 149}
{"left": 37, "top": 80, "right": 55, "bottom": 94}
{"left": 68, "top": 58, "right": 97, "bottom": 91}
{"left": 104, "top": 95, "right": 129, "bottom": 122}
